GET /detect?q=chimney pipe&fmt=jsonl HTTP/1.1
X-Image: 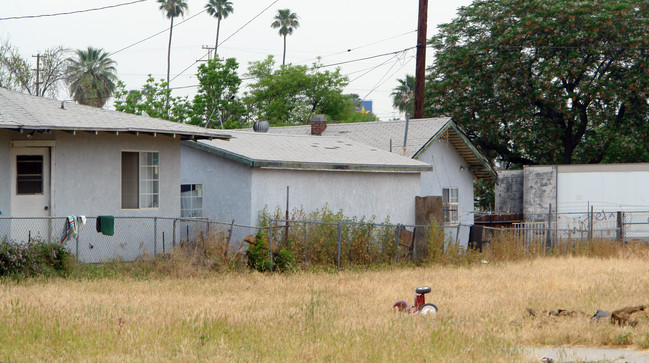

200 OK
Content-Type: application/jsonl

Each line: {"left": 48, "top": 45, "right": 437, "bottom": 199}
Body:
{"left": 310, "top": 114, "right": 327, "bottom": 136}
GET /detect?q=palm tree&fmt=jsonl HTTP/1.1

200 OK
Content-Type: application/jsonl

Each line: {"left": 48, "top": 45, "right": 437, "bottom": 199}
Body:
{"left": 66, "top": 47, "right": 117, "bottom": 108}
{"left": 391, "top": 74, "right": 415, "bottom": 117}
{"left": 205, "top": 0, "right": 233, "bottom": 57}
{"left": 270, "top": 9, "right": 299, "bottom": 66}
{"left": 158, "top": 0, "right": 188, "bottom": 90}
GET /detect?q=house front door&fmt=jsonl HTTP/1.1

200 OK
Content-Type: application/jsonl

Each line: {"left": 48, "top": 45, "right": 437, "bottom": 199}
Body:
{"left": 10, "top": 146, "right": 52, "bottom": 242}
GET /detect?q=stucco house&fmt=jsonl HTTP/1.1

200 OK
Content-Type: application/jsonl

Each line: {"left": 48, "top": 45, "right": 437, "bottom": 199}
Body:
{"left": 264, "top": 117, "right": 497, "bottom": 243}
{"left": 0, "top": 88, "right": 229, "bottom": 260}
{"left": 180, "top": 131, "right": 433, "bottom": 226}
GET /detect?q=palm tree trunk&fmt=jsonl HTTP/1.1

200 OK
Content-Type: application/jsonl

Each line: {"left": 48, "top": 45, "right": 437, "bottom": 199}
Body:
{"left": 215, "top": 18, "right": 221, "bottom": 57}
{"left": 166, "top": 16, "right": 174, "bottom": 108}
{"left": 282, "top": 34, "right": 287, "bottom": 66}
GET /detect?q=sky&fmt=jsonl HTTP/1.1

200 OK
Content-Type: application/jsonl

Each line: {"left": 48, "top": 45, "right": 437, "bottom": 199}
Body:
{"left": 1, "top": 0, "right": 473, "bottom": 121}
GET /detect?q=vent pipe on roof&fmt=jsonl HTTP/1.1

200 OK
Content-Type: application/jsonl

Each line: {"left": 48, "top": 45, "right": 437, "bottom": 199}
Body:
{"left": 253, "top": 121, "right": 269, "bottom": 132}
{"left": 402, "top": 114, "right": 410, "bottom": 156}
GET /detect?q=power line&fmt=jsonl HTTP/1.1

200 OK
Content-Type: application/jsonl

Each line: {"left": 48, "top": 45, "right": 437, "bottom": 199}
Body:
{"left": 0, "top": 0, "right": 147, "bottom": 21}
{"left": 169, "top": 0, "right": 279, "bottom": 83}
{"left": 112, "top": 9, "right": 208, "bottom": 56}
{"left": 298, "top": 30, "right": 417, "bottom": 64}
{"left": 218, "top": 0, "right": 279, "bottom": 47}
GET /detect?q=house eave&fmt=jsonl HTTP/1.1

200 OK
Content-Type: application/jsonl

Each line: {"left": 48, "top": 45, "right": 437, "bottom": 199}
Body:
{"left": 184, "top": 140, "right": 432, "bottom": 173}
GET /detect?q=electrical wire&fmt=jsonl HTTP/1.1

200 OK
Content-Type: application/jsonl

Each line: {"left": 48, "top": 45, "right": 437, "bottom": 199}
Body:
{"left": 112, "top": 9, "right": 207, "bottom": 56}
{"left": 0, "top": 0, "right": 147, "bottom": 21}
{"left": 168, "top": 0, "right": 279, "bottom": 84}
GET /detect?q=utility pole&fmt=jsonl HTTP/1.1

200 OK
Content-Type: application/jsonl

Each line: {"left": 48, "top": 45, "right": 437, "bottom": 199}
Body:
{"left": 202, "top": 45, "right": 215, "bottom": 61}
{"left": 413, "top": 0, "right": 428, "bottom": 119}
{"left": 32, "top": 54, "right": 41, "bottom": 96}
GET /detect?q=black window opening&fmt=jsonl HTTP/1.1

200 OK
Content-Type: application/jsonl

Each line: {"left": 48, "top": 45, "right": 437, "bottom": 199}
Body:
{"left": 16, "top": 155, "right": 43, "bottom": 194}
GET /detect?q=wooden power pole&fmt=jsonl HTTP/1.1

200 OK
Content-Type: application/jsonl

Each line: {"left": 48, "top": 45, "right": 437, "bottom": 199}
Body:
{"left": 32, "top": 54, "right": 41, "bottom": 96}
{"left": 413, "top": 0, "right": 428, "bottom": 119}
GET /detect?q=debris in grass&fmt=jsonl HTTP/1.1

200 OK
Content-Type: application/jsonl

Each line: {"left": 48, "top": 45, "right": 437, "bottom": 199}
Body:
{"left": 589, "top": 309, "right": 610, "bottom": 322}
{"left": 528, "top": 305, "right": 648, "bottom": 326}
{"left": 526, "top": 308, "right": 585, "bottom": 318}
{"left": 610, "top": 305, "right": 647, "bottom": 327}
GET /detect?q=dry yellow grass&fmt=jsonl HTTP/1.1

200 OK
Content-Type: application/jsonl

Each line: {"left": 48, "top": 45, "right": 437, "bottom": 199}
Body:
{"left": 2, "top": 255, "right": 649, "bottom": 362}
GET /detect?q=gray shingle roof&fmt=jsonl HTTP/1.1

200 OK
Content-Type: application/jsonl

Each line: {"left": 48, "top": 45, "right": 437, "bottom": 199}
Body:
{"left": 187, "top": 131, "right": 433, "bottom": 172}
{"left": 0, "top": 88, "right": 230, "bottom": 140}
{"left": 260, "top": 117, "right": 496, "bottom": 181}
{"left": 266, "top": 118, "right": 451, "bottom": 159}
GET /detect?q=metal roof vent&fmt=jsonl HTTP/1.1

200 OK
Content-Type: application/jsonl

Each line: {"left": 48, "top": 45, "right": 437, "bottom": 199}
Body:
{"left": 253, "top": 121, "right": 269, "bottom": 133}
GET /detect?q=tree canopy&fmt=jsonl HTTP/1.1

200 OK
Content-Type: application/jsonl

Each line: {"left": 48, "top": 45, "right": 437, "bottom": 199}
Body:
{"left": 243, "top": 56, "right": 356, "bottom": 125}
{"left": 392, "top": 74, "right": 415, "bottom": 117}
{"left": 66, "top": 47, "right": 117, "bottom": 108}
{"left": 425, "top": 0, "right": 649, "bottom": 166}
{"left": 271, "top": 9, "right": 299, "bottom": 65}
{"left": 115, "top": 57, "right": 244, "bottom": 128}
{"left": 0, "top": 40, "right": 69, "bottom": 98}
{"left": 205, "top": 0, "right": 234, "bottom": 56}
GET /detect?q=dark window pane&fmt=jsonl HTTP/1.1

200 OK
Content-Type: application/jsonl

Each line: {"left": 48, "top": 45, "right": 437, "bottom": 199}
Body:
{"left": 16, "top": 155, "right": 43, "bottom": 194}
{"left": 121, "top": 152, "right": 139, "bottom": 209}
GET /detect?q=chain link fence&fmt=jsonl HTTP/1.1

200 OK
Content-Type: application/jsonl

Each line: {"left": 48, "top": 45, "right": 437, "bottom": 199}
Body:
{"left": 479, "top": 210, "right": 649, "bottom": 246}
{"left": 0, "top": 216, "right": 464, "bottom": 265}
{"left": 6, "top": 210, "right": 645, "bottom": 265}
{"left": 266, "top": 219, "right": 464, "bottom": 269}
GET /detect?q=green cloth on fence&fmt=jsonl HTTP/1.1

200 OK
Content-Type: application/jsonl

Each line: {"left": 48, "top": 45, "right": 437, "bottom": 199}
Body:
{"left": 96, "top": 215, "right": 114, "bottom": 236}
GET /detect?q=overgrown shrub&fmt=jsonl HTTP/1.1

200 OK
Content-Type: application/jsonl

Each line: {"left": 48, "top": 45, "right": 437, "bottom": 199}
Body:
{"left": 0, "top": 237, "right": 70, "bottom": 277}
{"left": 245, "top": 230, "right": 295, "bottom": 272}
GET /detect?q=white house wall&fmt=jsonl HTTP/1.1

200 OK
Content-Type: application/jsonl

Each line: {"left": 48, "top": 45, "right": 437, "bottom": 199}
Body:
{"left": 0, "top": 131, "right": 11, "bottom": 217}
{"left": 180, "top": 144, "right": 252, "bottom": 224}
{"left": 249, "top": 169, "right": 421, "bottom": 226}
{"left": 1, "top": 130, "right": 182, "bottom": 262}
{"left": 416, "top": 137, "right": 475, "bottom": 243}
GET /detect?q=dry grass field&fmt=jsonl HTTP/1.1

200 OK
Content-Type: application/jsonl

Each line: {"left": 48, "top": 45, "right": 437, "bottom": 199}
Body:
{"left": 2, "top": 246, "right": 649, "bottom": 362}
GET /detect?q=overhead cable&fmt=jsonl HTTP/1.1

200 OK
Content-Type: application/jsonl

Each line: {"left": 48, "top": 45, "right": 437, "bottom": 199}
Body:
{"left": 0, "top": 0, "right": 147, "bottom": 21}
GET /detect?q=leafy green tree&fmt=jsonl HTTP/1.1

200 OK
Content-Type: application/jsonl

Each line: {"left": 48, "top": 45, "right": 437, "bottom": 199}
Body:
{"left": 114, "top": 76, "right": 191, "bottom": 122}
{"left": 158, "top": 0, "right": 188, "bottom": 93}
{"left": 270, "top": 9, "right": 299, "bottom": 66}
{"left": 244, "top": 56, "right": 351, "bottom": 125}
{"left": 190, "top": 56, "right": 246, "bottom": 128}
{"left": 205, "top": 0, "right": 233, "bottom": 56}
{"left": 391, "top": 74, "right": 415, "bottom": 117}
{"left": 425, "top": 0, "right": 649, "bottom": 166}
{"left": 0, "top": 40, "right": 69, "bottom": 98}
{"left": 65, "top": 47, "right": 117, "bottom": 108}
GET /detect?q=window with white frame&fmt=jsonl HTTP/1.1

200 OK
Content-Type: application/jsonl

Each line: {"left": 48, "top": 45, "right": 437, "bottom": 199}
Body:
{"left": 181, "top": 184, "right": 203, "bottom": 217}
{"left": 443, "top": 187, "right": 459, "bottom": 225}
{"left": 122, "top": 151, "right": 159, "bottom": 209}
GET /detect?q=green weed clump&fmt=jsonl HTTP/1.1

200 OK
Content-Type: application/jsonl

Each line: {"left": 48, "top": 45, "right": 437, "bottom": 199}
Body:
{"left": 0, "top": 237, "right": 70, "bottom": 278}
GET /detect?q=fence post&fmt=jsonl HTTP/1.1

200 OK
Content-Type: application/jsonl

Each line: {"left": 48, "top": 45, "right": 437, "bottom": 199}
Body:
{"left": 337, "top": 221, "right": 342, "bottom": 271}
{"left": 303, "top": 221, "right": 308, "bottom": 265}
{"left": 616, "top": 211, "right": 624, "bottom": 243}
{"left": 75, "top": 229, "right": 80, "bottom": 261}
{"left": 394, "top": 224, "right": 402, "bottom": 264}
{"left": 412, "top": 226, "right": 417, "bottom": 261}
{"left": 154, "top": 217, "right": 158, "bottom": 256}
{"left": 588, "top": 206, "right": 594, "bottom": 240}
{"left": 172, "top": 219, "right": 176, "bottom": 248}
{"left": 455, "top": 224, "right": 460, "bottom": 243}
{"left": 269, "top": 222, "right": 274, "bottom": 272}
{"left": 545, "top": 204, "right": 552, "bottom": 252}
{"left": 226, "top": 220, "right": 235, "bottom": 256}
